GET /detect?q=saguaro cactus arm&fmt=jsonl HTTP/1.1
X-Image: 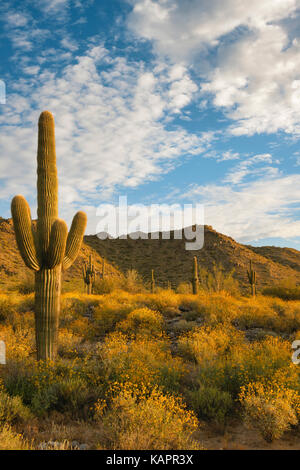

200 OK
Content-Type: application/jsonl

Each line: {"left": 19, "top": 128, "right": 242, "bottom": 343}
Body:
{"left": 11, "top": 195, "right": 40, "bottom": 271}
{"left": 63, "top": 211, "right": 87, "bottom": 271}
{"left": 47, "top": 219, "right": 68, "bottom": 269}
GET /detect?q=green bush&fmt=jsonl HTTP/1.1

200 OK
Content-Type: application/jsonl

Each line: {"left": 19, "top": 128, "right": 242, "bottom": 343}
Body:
{"left": 93, "top": 278, "right": 120, "bottom": 295}
{"left": 0, "top": 424, "right": 30, "bottom": 450}
{"left": 116, "top": 308, "right": 163, "bottom": 337}
{"left": 31, "top": 377, "right": 90, "bottom": 417}
{"left": 176, "top": 283, "right": 192, "bottom": 294}
{"left": 199, "top": 263, "right": 240, "bottom": 296}
{"left": 0, "top": 391, "right": 32, "bottom": 425}
{"left": 239, "top": 382, "right": 300, "bottom": 442}
{"left": 263, "top": 284, "right": 300, "bottom": 301}
{"left": 98, "top": 383, "right": 202, "bottom": 450}
{"left": 2, "top": 361, "right": 36, "bottom": 404}
{"left": 0, "top": 297, "right": 15, "bottom": 322}
{"left": 120, "top": 270, "right": 146, "bottom": 294}
{"left": 187, "top": 386, "right": 233, "bottom": 426}
{"left": 17, "top": 273, "right": 35, "bottom": 295}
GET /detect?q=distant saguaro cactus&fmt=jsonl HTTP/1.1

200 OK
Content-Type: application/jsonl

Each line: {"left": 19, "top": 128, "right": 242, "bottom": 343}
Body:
{"left": 11, "top": 111, "right": 87, "bottom": 361}
{"left": 192, "top": 256, "right": 199, "bottom": 295}
{"left": 247, "top": 260, "right": 257, "bottom": 296}
{"left": 83, "top": 254, "right": 96, "bottom": 294}
{"left": 151, "top": 269, "right": 155, "bottom": 294}
{"left": 101, "top": 258, "right": 105, "bottom": 279}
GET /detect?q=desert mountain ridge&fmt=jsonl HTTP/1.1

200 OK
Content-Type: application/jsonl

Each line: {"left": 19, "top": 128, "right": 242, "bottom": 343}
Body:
{"left": 0, "top": 217, "right": 120, "bottom": 290}
{"left": 1, "top": 217, "right": 300, "bottom": 291}
{"left": 87, "top": 224, "right": 300, "bottom": 290}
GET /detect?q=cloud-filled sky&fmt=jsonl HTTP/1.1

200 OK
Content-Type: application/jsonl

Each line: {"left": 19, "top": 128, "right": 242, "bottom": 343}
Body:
{"left": 1, "top": 0, "right": 300, "bottom": 248}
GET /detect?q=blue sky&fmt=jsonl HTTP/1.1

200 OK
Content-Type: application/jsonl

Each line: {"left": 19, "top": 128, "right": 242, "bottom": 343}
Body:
{"left": 1, "top": 0, "right": 300, "bottom": 248}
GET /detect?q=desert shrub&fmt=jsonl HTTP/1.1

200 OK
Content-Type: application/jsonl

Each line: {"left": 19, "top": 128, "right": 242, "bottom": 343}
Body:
{"left": 0, "top": 390, "right": 32, "bottom": 425}
{"left": 178, "top": 324, "right": 244, "bottom": 364}
{"left": 67, "top": 317, "right": 90, "bottom": 337}
{"left": 16, "top": 296, "right": 35, "bottom": 314}
{"left": 93, "top": 298, "right": 134, "bottom": 337}
{"left": 178, "top": 293, "right": 240, "bottom": 326}
{"left": 142, "top": 290, "right": 180, "bottom": 317}
{"left": 0, "top": 424, "right": 30, "bottom": 450}
{"left": 236, "top": 297, "right": 300, "bottom": 333}
{"left": 93, "top": 277, "right": 120, "bottom": 294}
{"left": 116, "top": 308, "right": 163, "bottom": 337}
{"left": 236, "top": 301, "right": 281, "bottom": 331}
{"left": 187, "top": 386, "right": 233, "bottom": 426}
{"left": 262, "top": 280, "right": 300, "bottom": 301}
{"left": 58, "top": 329, "right": 84, "bottom": 358}
{"left": 96, "top": 383, "right": 202, "bottom": 450}
{"left": 2, "top": 360, "right": 37, "bottom": 404}
{"left": 226, "top": 337, "right": 296, "bottom": 395}
{"left": 95, "top": 270, "right": 146, "bottom": 295}
{"left": 61, "top": 296, "right": 90, "bottom": 320}
{"left": 199, "top": 263, "right": 240, "bottom": 296}
{"left": 171, "top": 319, "right": 197, "bottom": 334}
{"left": 239, "top": 381, "right": 300, "bottom": 442}
{"left": 0, "top": 324, "right": 35, "bottom": 359}
{"left": 120, "top": 270, "right": 146, "bottom": 294}
{"left": 0, "top": 295, "right": 16, "bottom": 322}
{"left": 3, "top": 358, "right": 95, "bottom": 418}
{"left": 99, "top": 332, "right": 185, "bottom": 393}
{"left": 199, "top": 337, "right": 298, "bottom": 398}
{"left": 17, "top": 272, "right": 35, "bottom": 295}
{"left": 31, "top": 377, "right": 90, "bottom": 417}
{"left": 176, "top": 283, "right": 192, "bottom": 294}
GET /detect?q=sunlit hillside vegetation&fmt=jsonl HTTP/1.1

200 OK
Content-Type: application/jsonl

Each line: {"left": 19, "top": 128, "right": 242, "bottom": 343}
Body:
{"left": 1, "top": 278, "right": 300, "bottom": 449}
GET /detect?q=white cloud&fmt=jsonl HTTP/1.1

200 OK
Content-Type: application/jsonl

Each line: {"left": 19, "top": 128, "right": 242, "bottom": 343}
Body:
{"left": 127, "top": 0, "right": 300, "bottom": 136}
{"left": 127, "top": 0, "right": 299, "bottom": 59}
{"left": 0, "top": 44, "right": 212, "bottom": 232}
{"left": 34, "top": 0, "right": 92, "bottom": 17}
{"left": 3, "top": 8, "right": 49, "bottom": 52}
{"left": 23, "top": 66, "right": 40, "bottom": 75}
{"left": 204, "top": 149, "right": 240, "bottom": 162}
{"left": 36, "top": 0, "right": 70, "bottom": 14}
{"left": 223, "top": 153, "right": 276, "bottom": 184}
{"left": 182, "top": 174, "right": 300, "bottom": 242}
{"left": 5, "top": 12, "right": 28, "bottom": 27}
{"left": 61, "top": 37, "right": 78, "bottom": 51}
{"left": 202, "top": 25, "right": 300, "bottom": 136}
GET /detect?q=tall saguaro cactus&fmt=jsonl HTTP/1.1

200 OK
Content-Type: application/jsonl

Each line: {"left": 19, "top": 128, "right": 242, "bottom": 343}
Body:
{"left": 101, "top": 258, "right": 105, "bottom": 279}
{"left": 11, "top": 111, "right": 87, "bottom": 361}
{"left": 192, "top": 256, "right": 199, "bottom": 295}
{"left": 247, "top": 260, "right": 256, "bottom": 297}
{"left": 151, "top": 269, "right": 155, "bottom": 294}
{"left": 83, "top": 255, "right": 96, "bottom": 295}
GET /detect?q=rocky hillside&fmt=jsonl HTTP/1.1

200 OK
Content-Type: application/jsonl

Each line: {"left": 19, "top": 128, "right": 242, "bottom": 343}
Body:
{"left": 84, "top": 225, "right": 300, "bottom": 291}
{"left": 0, "top": 218, "right": 120, "bottom": 291}
{"left": 1, "top": 217, "right": 300, "bottom": 292}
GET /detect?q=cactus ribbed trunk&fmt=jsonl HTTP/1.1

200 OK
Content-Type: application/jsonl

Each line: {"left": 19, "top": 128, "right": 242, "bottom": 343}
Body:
{"left": 37, "top": 111, "right": 58, "bottom": 261}
{"left": 35, "top": 266, "right": 61, "bottom": 361}
{"left": 83, "top": 254, "right": 95, "bottom": 295}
